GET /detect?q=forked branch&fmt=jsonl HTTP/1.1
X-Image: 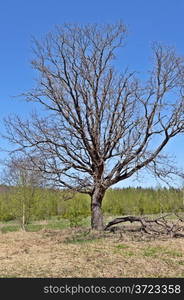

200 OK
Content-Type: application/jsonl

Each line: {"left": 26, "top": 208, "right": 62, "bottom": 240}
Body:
{"left": 104, "top": 213, "right": 184, "bottom": 238}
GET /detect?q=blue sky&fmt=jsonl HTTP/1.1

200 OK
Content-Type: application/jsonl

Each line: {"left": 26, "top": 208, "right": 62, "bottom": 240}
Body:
{"left": 0, "top": 0, "right": 184, "bottom": 187}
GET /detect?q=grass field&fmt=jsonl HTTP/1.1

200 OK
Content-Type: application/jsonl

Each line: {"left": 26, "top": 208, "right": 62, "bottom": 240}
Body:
{"left": 0, "top": 217, "right": 184, "bottom": 278}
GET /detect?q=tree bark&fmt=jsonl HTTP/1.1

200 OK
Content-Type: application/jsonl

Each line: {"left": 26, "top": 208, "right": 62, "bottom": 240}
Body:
{"left": 91, "top": 186, "right": 105, "bottom": 230}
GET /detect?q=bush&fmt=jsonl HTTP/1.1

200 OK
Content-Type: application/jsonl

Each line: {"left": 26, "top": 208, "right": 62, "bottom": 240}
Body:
{"left": 60, "top": 193, "right": 90, "bottom": 227}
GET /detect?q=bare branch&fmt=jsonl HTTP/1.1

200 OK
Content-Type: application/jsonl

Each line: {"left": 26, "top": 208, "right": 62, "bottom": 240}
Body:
{"left": 104, "top": 214, "right": 184, "bottom": 238}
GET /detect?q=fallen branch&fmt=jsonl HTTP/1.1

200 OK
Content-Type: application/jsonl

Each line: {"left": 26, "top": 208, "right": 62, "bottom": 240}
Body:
{"left": 104, "top": 213, "right": 184, "bottom": 238}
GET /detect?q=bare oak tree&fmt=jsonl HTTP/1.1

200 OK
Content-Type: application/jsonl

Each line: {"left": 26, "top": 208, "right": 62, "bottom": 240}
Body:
{"left": 4, "top": 23, "right": 184, "bottom": 230}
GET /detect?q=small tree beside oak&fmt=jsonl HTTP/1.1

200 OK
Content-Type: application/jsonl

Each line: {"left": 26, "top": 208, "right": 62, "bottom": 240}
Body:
{"left": 5, "top": 23, "right": 184, "bottom": 230}
{"left": 2, "top": 157, "right": 43, "bottom": 230}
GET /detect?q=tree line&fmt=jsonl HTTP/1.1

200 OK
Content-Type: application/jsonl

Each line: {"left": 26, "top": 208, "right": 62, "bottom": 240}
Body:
{"left": 0, "top": 184, "right": 183, "bottom": 230}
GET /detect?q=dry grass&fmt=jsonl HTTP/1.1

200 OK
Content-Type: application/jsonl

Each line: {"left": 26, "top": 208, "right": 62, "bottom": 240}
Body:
{"left": 0, "top": 227, "right": 184, "bottom": 278}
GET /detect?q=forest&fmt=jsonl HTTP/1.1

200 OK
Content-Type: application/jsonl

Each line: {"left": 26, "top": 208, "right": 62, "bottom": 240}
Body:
{"left": 0, "top": 185, "right": 183, "bottom": 229}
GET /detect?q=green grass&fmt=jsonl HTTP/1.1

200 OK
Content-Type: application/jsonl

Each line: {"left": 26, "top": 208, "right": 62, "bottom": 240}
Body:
{"left": 143, "top": 246, "right": 161, "bottom": 257}
{"left": 1, "top": 225, "right": 20, "bottom": 233}
{"left": 115, "top": 244, "right": 129, "bottom": 249}
{"left": 123, "top": 250, "right": 135, "bottom": 257}
{"left": 46, "top": 221, "right": 70, "bottom": 230}
{"left": 27, "top": 224, "right": 45, "bottom": 232}
{"left": 0, "top": 215, "right": 98, "bottom": 233}
{"left": 114, "top": 244, "right": 135, "bottom": 257}
{"left": 0, "top": 218, "right": 71, "bottom": 233}
{"left": 65, "top": 231, "right": 102, "bottom": 244}
{"left": 143, "top": 246, "right": 183, "bottom": 258}
{"left": 163, "top": 249, "right": 183, "bottom": 258}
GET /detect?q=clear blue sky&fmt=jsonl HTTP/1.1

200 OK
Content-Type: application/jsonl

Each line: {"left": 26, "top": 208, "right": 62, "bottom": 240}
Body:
{"left": 0, "top": 0, "right": 184, "bottom": 187}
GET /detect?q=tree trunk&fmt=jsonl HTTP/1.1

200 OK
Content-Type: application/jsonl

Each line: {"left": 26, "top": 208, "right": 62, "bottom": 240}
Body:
{"left": 22, "top": 200, "right": 26, "bottom": 231}
{"left": 91, "top": 186, "right": 105, "bottom": 230}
